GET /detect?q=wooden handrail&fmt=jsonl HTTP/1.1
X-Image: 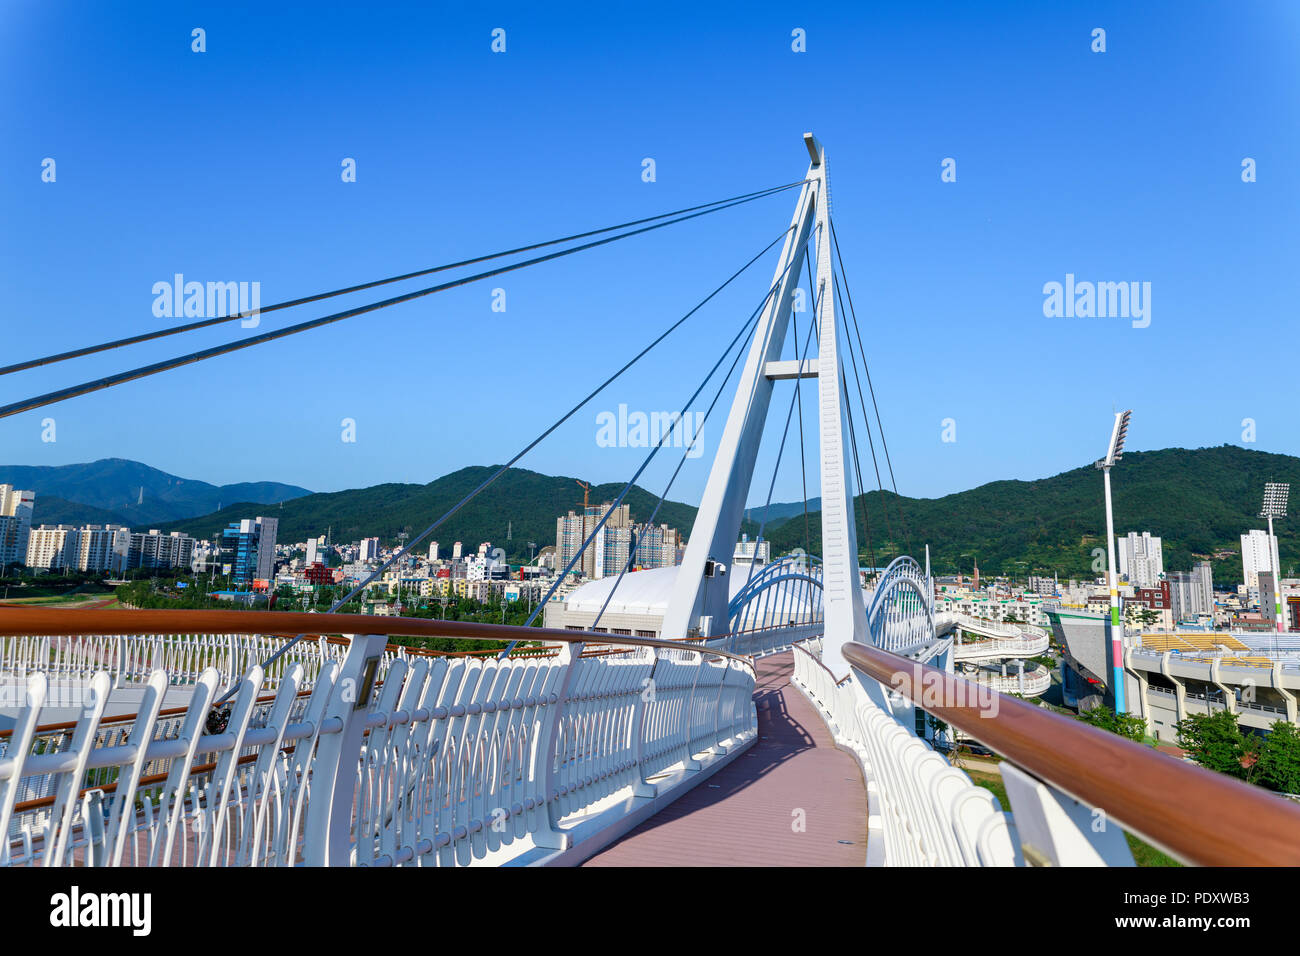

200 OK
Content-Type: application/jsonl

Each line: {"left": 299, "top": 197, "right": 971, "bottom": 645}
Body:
{"left": 0, "top": 607, "right": 754, "bottom": 665}
{"left": 842, "top": 640, "right": 1300, "bottom": 867}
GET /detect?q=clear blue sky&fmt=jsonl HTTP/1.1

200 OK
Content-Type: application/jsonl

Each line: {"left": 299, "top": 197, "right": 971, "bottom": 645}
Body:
{"left": 2, "top": 1, "right": 1296, "bottom": 510}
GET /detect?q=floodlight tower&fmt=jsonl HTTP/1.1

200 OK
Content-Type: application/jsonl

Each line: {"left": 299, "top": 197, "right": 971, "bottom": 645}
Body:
{"left": 1096, "top": 410, "right": 1132, "bottom": 714}
{"left": 1261, "top": 482, "right": 1290, "bottom": 634}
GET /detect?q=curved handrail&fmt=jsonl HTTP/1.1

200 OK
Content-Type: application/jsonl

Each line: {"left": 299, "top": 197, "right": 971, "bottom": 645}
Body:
{"left": 842, "top": 640, "right": 1300, "bottom": 866}
{"left": 0, "top": 607, "right": 754, "bottom": 665}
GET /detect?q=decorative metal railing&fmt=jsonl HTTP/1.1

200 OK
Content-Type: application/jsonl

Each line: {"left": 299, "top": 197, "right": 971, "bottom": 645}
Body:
{"left": 791, "top": 641, "right": 1017, "bottom": 865}
{"left": 0, "top": 631, "right": 347, "bottom": 692}
{"left": 0, "top": 609, "right": 756, "bottom": 867}
{"left": 960, "top": 663, "right": 1053, "bottom": 697}
{"left": 837, "top": 639, "right": 1300, "bottom": 866}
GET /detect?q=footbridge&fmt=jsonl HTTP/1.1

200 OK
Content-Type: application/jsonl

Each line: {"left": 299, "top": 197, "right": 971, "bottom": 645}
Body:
{"left": 943, "top": 613, "right": 1054, "bottom": 698}
{"left": 3, "top": 136, "right": 1300, "bottom": 867}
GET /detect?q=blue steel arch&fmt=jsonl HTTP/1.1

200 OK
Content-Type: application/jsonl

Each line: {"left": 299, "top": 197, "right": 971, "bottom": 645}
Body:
{"left": 727, "top": 554, "right": 824, "bottom": 633}
{"left": 866, "top": 556, "right": 936, "bottom": 654}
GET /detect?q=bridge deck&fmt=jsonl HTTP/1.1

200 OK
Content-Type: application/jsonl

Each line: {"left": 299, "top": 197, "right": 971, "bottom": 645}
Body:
{"left": 583, "top": 651, "right": 867, "bottom": 866}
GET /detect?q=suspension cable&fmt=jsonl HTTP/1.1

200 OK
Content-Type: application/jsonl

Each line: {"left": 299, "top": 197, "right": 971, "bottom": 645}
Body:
{"left": 740, "top": 309, "right": 817, "bottom": 600}
{"left": 501, "top": 274, "right": 789, "bottom": 656}
{"left": 587, "top": 286, "right": 765, "bottom": 633}
{"left": 503, "top": 240, "right": 809, "bottom": 654}
{"left": 0, "top": 190, "right": 802, "bottom": 422}
{"left": 216, "top": 226, "right": 796, "bottom": 701}
{"left": 829, "top": 215, "right": 912, "bottom": 556}
{"left": 833, "top": 271, "right": 894, "bottom": 561}
{"left": 0, "top": 180, "right": 807, "bottom": 378}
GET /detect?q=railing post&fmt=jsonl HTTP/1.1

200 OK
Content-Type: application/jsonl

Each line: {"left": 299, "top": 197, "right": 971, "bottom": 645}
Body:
{"left": 680, "top": 652, "right": 703, "bottom": 772}
{"left": 630, "top": 651, "right": 661, "bottom": 797}
{"left": 1000, "top": 763, "right": 1134, "bottom": 866}
{"left": 532, "top": 640, "right": 583, "bottom": 850}
{"left": 302, "top": 632, "right": 387, "bottom": 866}
{"left": 707, "top": 658, "right": 730, "bottom": 754}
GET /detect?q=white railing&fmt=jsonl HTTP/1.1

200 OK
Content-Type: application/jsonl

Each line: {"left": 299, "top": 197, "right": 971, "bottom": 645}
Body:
{"left": 704, "top": 622, "right": 825, "bottom": 659}
{"left": 791, "top": 641, "right": 1018, "bottom": 865}
{"left": 952, "top": 634, "right": 1050, "bottom": 662}
{"left": 949, "top": 613, "right": 1050, "bottom": 645}
{"left": 961, "top": 664, "right": 1052, "bottom": 697}
{"left": 0, "top": 632, "right": 349, "bottom": 692}
{"left": 0, "top": 633, "right": 756, "bottom": 867}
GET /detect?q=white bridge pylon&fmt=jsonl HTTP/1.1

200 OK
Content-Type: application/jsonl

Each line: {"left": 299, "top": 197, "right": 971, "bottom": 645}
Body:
{"left": 662, "top": 134, "right": 867, "bottom": 677}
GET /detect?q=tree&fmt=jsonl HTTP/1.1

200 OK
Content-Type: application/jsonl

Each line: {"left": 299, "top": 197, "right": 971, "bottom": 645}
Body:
{"left": 1123, "top": 603, "right": 1159, "bottom": 628}
{"left": 1175, "top": 711, "right": 1253, "bottom": 779}
{"left": 1254, "top": 721, "right": 1300, "bottom": 794}
{"left": 1078, "top": 705, "right": 1147, "bottom": 742}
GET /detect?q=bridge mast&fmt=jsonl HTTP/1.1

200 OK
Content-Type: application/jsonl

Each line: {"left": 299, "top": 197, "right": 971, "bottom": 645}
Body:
{"left": 663, "top": 135, "right": 868, "bottom": 675}
{"left": 660, "top": 136, "right": 818, "bottom": 642}
{"left": 805, "top": 134, "right": 868, "bottom": 676}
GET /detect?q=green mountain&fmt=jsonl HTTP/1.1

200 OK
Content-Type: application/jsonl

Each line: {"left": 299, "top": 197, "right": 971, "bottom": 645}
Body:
{"left": 153, "top": 446, "right": 1296, "bottom": 584}
{"left": 746, "top": 497, "right": 821, "bottom": 525}
{"left": 163, "top": 465, "right": 759, "bottom": 562}
{"left": 30, "top": 496, "right": 131, "bottom": 527}
{"left": 0, "top": 458, "right": 311, "bottom": 525}
{"left": 766, "top": 445, "right": 1299, "bottom": 584}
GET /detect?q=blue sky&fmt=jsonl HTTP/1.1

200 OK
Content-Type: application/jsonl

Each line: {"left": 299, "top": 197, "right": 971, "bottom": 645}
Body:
{"left": 2, "top": 1, "right": 1297, "bottom": 511}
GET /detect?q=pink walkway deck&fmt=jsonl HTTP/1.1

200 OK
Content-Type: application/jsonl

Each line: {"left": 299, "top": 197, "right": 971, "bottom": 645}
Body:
{"left": 583, "top": 651, "right": 867, "bottom": 866}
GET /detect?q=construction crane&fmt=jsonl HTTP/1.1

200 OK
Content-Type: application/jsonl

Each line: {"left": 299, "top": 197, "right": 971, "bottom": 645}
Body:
{"left": 576, "top": 479, "right": 591, "bottom": 514}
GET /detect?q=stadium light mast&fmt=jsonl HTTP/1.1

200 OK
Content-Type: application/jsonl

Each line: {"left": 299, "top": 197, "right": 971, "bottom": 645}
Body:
{"left": 1261, "top": 482, "right": 1290, "bottom": 635}
{"left": 1096, "top": 410, "right": 1131, "bottom": 715}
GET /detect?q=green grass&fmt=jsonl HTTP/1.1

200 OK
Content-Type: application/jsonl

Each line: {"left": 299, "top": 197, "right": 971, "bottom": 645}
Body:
{"left": 0, "top": 593, "right": 104, "bottom": 605}
{"left": 964, "top": 769, "right": 1181, "bottom": 867}
{"left": 1125, "top": 833, "right": 1182, "bottom": 867}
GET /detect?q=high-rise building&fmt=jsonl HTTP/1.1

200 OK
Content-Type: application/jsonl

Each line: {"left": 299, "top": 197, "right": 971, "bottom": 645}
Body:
{"left": 128, "top": 530, "right": 195, "bottom": 571}
{"left": 1242, "top": 529, "right": 1273, "bottom": 590}
{"left": 305, "top": 537, "right": 320, "bottom": 566}
{"left": 26, "top": 525, "right": 81, "bottom": 570}
{"left": 733, "top": 535, "right": 770, "bottom": 570}
{"left": 0, "top": 484, "right": 36, "bottom": 570}
{"left": 1117, "top": 532, "right": 1163, "bottom": 588}
{"left": 556, "top": 503, "right": 633, "bottom": 578}
{"left": 219, "top": 517, "right": 278, "bottom": 587}
{"left": 1260, "top": 571, "right": 1280, "bottom": 627}
{"left": 360, "top": 537, "right": 380, "bottom": 563}
{"left": 22, "top": 523, "right": 191, "bottom": 574}
{"left": 77, "top": 525, "right": 131, "bottom": 572}
{"left": 452, "top": 541, "right": 463, "bottom": 561}
{"left": 1168, "top": 562, "right": 1214, "bottom": 622}
{"left": 635, "top": 524, "right": 680, "bottom": 570}
{"left": 1027, "top": 574, "right": 1058, "bottom": 597}
{"left": 429, "top": 541, "right": 439, "bottom": 562}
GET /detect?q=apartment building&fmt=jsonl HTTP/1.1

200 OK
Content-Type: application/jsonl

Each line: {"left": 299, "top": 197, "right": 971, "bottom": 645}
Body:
{"left": 0, "top": 484, "right": 36, "bottom": 570}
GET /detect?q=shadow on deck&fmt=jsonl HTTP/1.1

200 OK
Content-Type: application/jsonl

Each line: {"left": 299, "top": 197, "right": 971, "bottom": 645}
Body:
{"left": 583, "top": 651, "right": 867, "bottom": 866}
